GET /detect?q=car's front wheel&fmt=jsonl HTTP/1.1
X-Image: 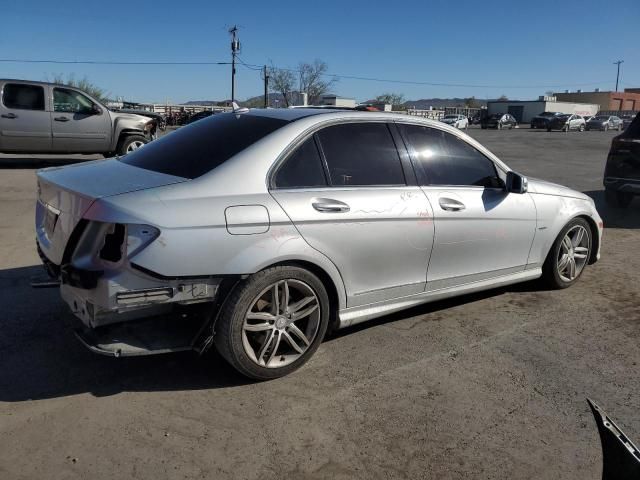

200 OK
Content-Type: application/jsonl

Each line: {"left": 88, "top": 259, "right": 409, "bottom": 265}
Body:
{"left": 117, "top": 135, "right": 148, "bottom": 156}
{"left": 214, "top": 266, "right": 330, "bottom": 380}
{"left": 542, "top": 218, "right": 592, "bottom": 289}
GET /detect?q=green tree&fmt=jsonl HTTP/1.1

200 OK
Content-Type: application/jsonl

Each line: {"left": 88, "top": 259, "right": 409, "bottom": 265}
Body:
{"left": 375, "top": 93, "right": 406, "bottom": 109}
{"left": 50, "top": 74, "right": 110, "bottom": 102}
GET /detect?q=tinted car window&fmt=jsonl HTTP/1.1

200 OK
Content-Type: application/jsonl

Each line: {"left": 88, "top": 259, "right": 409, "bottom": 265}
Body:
{"left": 400, "top": 124, "right": 500, "bottom": 187}
{"left": 274, "top": 136, "right": 327, "bottom": 188}
{"left": 316, "top": 123, "right": 405, "bottom": 186}
{"left": 53, "top": 88, "right": 95, "bottom": 113}
{"left": 2, "top": 83, "right": 45, "bottom": 111}
{"left": 121, "top": 113, "right": 288, "bottom": 179}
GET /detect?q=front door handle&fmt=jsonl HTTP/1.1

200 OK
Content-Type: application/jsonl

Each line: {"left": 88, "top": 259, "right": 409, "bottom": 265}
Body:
{"left": 1, "top": 113, "right": 17, "bottom": 119}
{"left": 439, "top": 198, "right": 466, "bottom": 211}
{"left": 312, "top": 199, "right": 350, "bottom": 213}
{"left": 54, "top": 116, "right": 70, "bottom": 122}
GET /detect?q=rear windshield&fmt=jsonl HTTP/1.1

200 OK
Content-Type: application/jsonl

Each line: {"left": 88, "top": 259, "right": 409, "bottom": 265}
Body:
{"left": 121, "top": 113, "right": 289, "bottom": 179}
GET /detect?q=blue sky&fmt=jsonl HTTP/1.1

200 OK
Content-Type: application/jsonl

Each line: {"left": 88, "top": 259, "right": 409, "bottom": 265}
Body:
{"left": 1, "top": 0, "right": 638, "bottom": 104}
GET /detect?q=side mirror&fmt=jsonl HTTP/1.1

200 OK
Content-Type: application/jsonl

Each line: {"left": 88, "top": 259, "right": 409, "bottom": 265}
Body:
{"left": 506, "top": 171, "right": 528, "bottom": 194}
{"left": 91, "top": 104, "right": 102, "bottom": 115}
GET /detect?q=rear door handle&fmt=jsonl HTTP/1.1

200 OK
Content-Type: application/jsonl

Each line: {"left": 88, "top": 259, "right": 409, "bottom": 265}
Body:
{"left": 1, "top": 113, "right": 17, "bottom": 119}
{"left": 439, "top": 198, "right": 466, "bottom": 211}
{"left": 54, "top": 116, "right": 70, "bottom": 122}
{"left": 312, "top": 199, "right": 350, "bottom": 213}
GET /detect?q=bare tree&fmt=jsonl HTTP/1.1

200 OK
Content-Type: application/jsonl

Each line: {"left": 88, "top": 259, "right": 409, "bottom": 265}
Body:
{"left": 375, "top": 93, "right": 406, "bottom": 109}
{"left": 50, "top": 74, "right": 110, "bottom": 102}
{"left": 268, "top": 63, "right": 296, "bottom": 107}
{"left": 497, "top": 94, "right": 509, "bottom": 101}
{"left": 464, "top": 96, "right": 480, "bottom": 108}
{"left": 298, "top": 60, "right": 336, "bottom": 105}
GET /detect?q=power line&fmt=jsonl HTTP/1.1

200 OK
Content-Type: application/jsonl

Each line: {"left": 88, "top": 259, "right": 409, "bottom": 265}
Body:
{"left": 0, "top": 57, "right": 612, "bottom": 90}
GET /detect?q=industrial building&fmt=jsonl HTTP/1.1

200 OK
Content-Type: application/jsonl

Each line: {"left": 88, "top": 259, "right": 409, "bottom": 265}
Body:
{"left": 320, "top": 95, "right": 356, "bottom": 108}
{"left": 554, "top": 88, "right": 640, "bottom": 112}
{"left": 487, "top": 96, "right": 599, "bottom": 123}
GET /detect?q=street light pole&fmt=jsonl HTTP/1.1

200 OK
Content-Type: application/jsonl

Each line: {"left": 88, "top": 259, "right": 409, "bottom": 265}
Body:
{"left": 614, "top": 60, "right": 624, "bottom": 92}
{"left": 229, "top": 26, "right": 240, "bottom": 103}
{"left": 263, "top": 65, "right": 269, "bottom": 108}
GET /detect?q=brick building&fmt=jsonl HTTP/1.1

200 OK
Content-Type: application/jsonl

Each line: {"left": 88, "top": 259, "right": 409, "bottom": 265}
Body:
{"left": 554, "top": 88, "right": 640, "bottom": 112}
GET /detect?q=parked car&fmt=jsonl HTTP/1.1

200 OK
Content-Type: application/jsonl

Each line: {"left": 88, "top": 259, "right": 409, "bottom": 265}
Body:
{"left": 604, "top": 113, "right": 640, "bottom": 208}
{"left": 585, "top": 115, "right": 623, "bottom": 131}
{"left": 530, "top": 111, "right": 562, "bottom": 129}
{"left": 583, "top": 115, "right": 595, "bottom": 123}
{"left": 620, "top": 114, "right": 636, "bottom": 130}
{"left": 481, "top": 113, "right": 517, "bottom": 129}
{"left": 35, "top": 109, "right": 603, "bottom": 379}
{"left": 547, "top": 114, "right": 586, "bottom": 132}
{"left": 187, "top": 110, "right": 215, "bottom": 124}
{"left": 440, "top": 114, "right": 468, "bottom": 129}
{"left": 0, "top": 79, "right": 156, "bottom": 155}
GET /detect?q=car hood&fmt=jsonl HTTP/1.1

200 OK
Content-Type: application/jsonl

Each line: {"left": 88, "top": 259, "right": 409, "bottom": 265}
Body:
{"left": 111, "top": 111, "right": 154, "bottom": 122}
{"left": 527, "top": 177, "right": 590, "bottom": 201}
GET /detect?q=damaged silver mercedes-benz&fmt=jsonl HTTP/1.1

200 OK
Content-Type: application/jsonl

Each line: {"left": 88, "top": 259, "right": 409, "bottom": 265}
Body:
{"left": 35, "top": 108, "right": 602, "bottom": 379}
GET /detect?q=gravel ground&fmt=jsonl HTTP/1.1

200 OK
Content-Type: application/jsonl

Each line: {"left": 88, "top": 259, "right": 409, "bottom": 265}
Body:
{"left": 0, "top": 126, "right": 638, "bottom": 480}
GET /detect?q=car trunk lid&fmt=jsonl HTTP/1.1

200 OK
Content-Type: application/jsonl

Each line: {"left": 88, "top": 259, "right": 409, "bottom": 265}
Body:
{"left": 36, "top": 158, "right": 187, "bottom": 265}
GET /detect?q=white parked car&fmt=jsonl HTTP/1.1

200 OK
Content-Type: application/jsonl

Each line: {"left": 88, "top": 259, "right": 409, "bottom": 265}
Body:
{"left": 440, "top": 114, "right": 469, "bottom": 129}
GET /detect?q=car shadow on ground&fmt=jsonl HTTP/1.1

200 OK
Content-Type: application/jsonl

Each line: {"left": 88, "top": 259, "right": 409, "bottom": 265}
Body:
{"left": 584, "top": 190, "right": 640, "bottom": 229}
{"left": 0, "top": 264, "right": 549, "bottom": 401}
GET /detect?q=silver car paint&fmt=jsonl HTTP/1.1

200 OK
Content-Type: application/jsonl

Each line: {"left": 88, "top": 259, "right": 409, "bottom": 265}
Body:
{"left": 0, "top": 79, "right": 152, "bottom": 154}
{"left": 35, "top": 110, "right": 603, "bottom": 331}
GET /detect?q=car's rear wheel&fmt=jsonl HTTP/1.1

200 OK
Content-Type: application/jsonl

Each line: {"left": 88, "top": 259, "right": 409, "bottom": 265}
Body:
{"left": 214, "top": 266, "right": 330, "bottom": 380}
{"left": 579, "top": 124, "right": 585, "bottom": 132}
{"left": 604, "top": 124, "right": 609, "bottom": 132}
{"left": 542, "top": 218, "right": 592, "bottom": 289}
{"left": 605, "top": 188, "right": 633, "bottom": 208}
{"left": 497, "top": 123, "right": 502, "bottom": 130}
{"left": 117, "top": 135, "right": 148, "bottom": 156}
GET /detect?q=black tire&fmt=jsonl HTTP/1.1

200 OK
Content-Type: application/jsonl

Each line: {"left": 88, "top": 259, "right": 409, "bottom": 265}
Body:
{"left": 605, "top": 188, "right": 633, "bottom": 208}
{"left": 497, "top": 123, "right": 502, "bottom": 130}
{"left": 116, "top": 134, "right": 148, "bottom": 156}
{"left": 214, "top": 266, "right": 330, "bottom": 380}
{"left": 531, "top": 124, "right": 536, "bottom": 129}
{"left": 579, "top": 124, "right": 585, "bottom": 132}
{"left": 481, "top": 125, "right": 487, "bottom": 129}
{"left": 542, "top": 217, "right": 592, "bottom": 289}
{"left": 547, "top": 127, "right": 552, "bottom": 132}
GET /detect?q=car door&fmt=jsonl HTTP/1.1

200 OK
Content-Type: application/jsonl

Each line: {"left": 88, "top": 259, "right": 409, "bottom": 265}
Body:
{"left": 0, "top": 82, "right": 52, "bottom": 152}
{"left": 50, "top": 86, "right": 111, "bottom": 153}
{"left": 270, "top": 121, "right": 435, "bottom": 308}
{"left": 397, "top": 122, "right": 537, "bottom": 291}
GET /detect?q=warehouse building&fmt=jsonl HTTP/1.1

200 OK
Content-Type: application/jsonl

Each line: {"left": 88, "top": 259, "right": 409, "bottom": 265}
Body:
{"left": 554, "top": 88, "right": 640, "bottom": 112}
{"left": 487, "top": 96, "right": 598, "bottom": 123}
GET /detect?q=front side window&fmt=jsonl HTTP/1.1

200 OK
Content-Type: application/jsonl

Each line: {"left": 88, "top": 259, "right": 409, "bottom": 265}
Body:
{"left": 400, "top": 124, "right": 501, "bottom": 187}
{"left": 2, "top": 83, "right": 45, "bottom": 111}
{"left": 53, "top": 88, "right": 95, "bottom": 113}
{"left": 274, "top": 137, "right": 327, "bottom": 188}
{"left": 121, "top": 112, "right": 289, "bottom": 179}
{"left": 316, "top": 122, "right": 405, "bottom": 186}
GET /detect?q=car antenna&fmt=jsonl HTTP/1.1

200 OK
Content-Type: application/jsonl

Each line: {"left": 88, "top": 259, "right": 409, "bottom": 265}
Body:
{"left": 231, "top": 101, "right": 249, "bottom": 113}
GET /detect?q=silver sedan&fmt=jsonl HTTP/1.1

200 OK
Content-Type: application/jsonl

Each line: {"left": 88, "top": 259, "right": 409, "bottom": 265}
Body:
{"left": 35, "top": 108, "right": 603, "bottom": 379}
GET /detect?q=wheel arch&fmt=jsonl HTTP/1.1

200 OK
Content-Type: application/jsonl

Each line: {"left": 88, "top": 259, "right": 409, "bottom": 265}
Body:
{"left": 576, "top": 214, "right": 600, "bottom": 265}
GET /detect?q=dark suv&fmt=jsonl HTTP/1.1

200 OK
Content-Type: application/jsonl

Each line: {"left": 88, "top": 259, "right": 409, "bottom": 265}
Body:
{"left": 604, "top": 114, "right": 640, "bottom": 208}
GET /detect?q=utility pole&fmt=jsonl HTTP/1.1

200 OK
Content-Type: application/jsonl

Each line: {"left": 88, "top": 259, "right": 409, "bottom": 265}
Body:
{"left": 614, "top": 60, "right": 624, "bottom": 92}
{"left": 263, "top": 65, "right": 269, "bottom": 108}
{"left": 229, "top": 25, "right": 240, "bottom": 103}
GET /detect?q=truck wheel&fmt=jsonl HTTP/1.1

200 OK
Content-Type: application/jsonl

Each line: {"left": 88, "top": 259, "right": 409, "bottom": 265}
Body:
{"left": 117, "top": 135, "right": 148, "bottom": 156}
{"left": 214, "top": 266, "right": 330, "bottom": 380}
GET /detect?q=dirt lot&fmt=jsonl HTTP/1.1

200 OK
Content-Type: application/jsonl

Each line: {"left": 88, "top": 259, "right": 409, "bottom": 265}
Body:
{"left": 1, "top": 127, "right": 638, "bottom": 480}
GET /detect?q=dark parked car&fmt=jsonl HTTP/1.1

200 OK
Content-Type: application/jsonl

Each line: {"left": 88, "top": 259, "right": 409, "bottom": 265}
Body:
{"left": 620, "top": 114, "right": 636, "bottom": 130}
{"left": 603, "top": 114, "right": 640, "bottom": 208}
{"left": 586, "top": 115, "right": 623, "bottom": 131}
{"left": 546, "top": 114, "right": 586, "bottom": 132}
{"left": 530, "top": 111, "right": 562, "bottom": 129}
{"left": 481, "top": 113, "right": 517, "bottom": 130}
{"left": 187, "top": 110, "right": 215, "bottom": 124}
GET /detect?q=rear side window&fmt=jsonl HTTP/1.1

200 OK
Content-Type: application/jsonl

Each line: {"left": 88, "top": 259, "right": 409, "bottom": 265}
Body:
{"left": 274, "top": 137, "right": 327, "bottom": 188}
{"left": 2, "top": 83, "right": 45, "bottom": 111}
{"left": 400, "top": 124, "right": 500, "bottom": 187}
{"left": 121, "top": 113, "right": 288, "bottom": 179}
{"left": 316, "top": 123, "right": 405, "bottom": 186}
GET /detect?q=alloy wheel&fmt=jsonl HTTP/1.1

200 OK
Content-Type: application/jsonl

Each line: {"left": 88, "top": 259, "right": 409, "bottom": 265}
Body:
{"left": 242, "top": 279, "right": 321, "bottom": 368}
{"left": 126, "top": 140, "right": 146, "bottom": 152}
{"left": 556, "top": 225, "right": 590, "bottom": 282}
